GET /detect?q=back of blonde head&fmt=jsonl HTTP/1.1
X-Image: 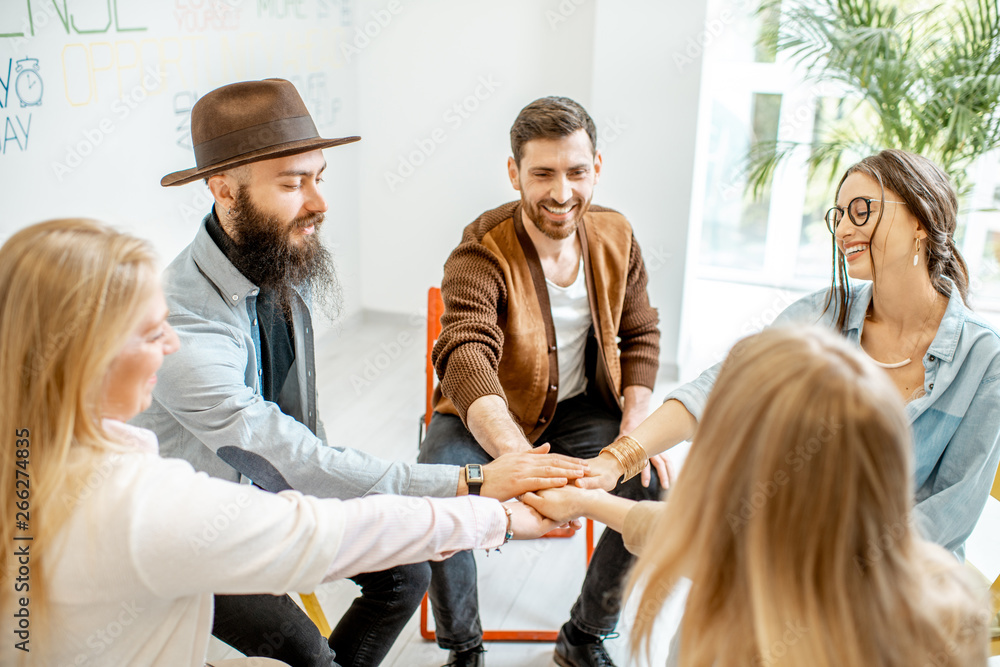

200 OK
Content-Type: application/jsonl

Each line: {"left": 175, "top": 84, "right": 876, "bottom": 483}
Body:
{"left": 629, "top": 326, "right": 987, "bottom": 666}
{"left": 0, "top": 219, "right": 157, "bottom": 643}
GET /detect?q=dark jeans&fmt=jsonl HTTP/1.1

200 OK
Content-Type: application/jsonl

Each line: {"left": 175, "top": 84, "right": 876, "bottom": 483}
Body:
{"left": 212, "top": 561, "right": 430, "bottom": 667}
{"left": 416, "top": 391, "right": 662, "bottom": 650}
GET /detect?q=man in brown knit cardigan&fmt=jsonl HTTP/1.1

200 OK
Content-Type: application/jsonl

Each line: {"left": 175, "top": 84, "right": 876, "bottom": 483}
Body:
{"left": 418, "top": 97, "right": 666, "bottom": 667}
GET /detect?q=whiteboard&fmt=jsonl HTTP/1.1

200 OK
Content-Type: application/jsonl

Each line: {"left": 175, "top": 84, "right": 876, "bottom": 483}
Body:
{"left": 0, "top": 0, "right": 361, "bottom": 313}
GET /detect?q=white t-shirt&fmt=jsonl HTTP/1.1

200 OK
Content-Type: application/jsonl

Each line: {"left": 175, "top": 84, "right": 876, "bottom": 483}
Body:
{"left": 546, "top": 258, "right": 592, "bottom": 403}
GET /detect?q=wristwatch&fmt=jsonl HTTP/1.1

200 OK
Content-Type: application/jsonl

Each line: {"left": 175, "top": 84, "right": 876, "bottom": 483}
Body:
{"left": 465, "top": 464, "right": 484, "bottom": 496}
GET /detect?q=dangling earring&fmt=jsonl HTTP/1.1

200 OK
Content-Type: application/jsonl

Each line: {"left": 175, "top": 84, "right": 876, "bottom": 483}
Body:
{"left": 913, "top": 238, "right": 920, "bottom": 267}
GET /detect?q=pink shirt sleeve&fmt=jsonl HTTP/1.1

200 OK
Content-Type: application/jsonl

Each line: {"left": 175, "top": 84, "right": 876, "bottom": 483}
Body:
{"left": 321, "top": 495, "right": 506, "bottom": 582}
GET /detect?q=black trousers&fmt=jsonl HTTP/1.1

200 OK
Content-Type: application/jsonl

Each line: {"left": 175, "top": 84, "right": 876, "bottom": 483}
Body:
{"left": 211, "top": 561, "right": 430, "bottom": 667}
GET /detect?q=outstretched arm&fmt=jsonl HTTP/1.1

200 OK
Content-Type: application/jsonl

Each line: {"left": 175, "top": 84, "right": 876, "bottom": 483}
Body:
{"left": 579, "top": 398, "right": 697, "bottom": 491}
{"left": 619, "top": 385, "right": 674, "bottom": 488}
{"left": 523, "top": 486, "right": 667, "bottom": 556}
{"left": 140, "top": 314, "right": 461, "bottom": 499}
{"left": 522, "top": 486, "right": 636, "bottom": 533}
{"left": 466, "top": 394, "right": 532, "bottom": 457}
{"left": 128, "top": 455, "right": 557, "bottom": 599}
{"left": 451, "top": 390, "right": 589, "bottom": 502}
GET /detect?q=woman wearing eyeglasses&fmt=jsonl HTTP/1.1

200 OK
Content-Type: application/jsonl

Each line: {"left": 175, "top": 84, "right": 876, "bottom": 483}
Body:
{"left": 584, "top": 149, "right": 1000, "bottom": 557}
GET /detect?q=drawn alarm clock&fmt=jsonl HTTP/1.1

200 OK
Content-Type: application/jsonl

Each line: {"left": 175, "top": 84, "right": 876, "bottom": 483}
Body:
{"left": 15, "top": 58, "right": 43, "bottom": 108}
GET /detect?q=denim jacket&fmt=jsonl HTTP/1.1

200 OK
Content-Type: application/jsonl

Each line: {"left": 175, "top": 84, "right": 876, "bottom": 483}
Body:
{"left": 131, "top": 214, "right": 460, "bottom": 499}
{"left": 668, "top": 281, "right": 1000, "bottom": 555}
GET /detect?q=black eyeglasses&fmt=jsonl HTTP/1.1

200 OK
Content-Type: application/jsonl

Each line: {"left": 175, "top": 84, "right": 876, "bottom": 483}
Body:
{"left": 825, "top": 197, "right": 906, "bottom": 234}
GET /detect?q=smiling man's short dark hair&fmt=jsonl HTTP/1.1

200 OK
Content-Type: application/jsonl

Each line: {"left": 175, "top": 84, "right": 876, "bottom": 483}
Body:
{"left": 510, "top": 96, "right": 597, "bottom": 167}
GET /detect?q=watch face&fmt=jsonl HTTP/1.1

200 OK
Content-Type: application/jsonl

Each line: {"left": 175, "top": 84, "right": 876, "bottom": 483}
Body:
{"left": 467, "top": 464, "right": 484, "bottom": 483}
{"left": 16, "top": 70, "right": 43, "bottom": 106}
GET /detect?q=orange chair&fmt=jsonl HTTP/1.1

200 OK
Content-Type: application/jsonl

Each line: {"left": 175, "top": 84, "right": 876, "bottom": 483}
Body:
{"left": 418, "top": 287, "right": 595, "bottom": 642}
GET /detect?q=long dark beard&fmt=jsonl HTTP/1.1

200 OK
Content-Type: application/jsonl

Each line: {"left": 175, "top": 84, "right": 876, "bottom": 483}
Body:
{"left": 227, "top": 185, "right": 342, "bottom": 322}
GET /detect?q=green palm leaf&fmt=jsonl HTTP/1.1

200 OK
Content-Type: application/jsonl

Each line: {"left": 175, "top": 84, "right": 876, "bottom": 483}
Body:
{"left": 748, "top": 0, "right": 1000, "bottom": 200}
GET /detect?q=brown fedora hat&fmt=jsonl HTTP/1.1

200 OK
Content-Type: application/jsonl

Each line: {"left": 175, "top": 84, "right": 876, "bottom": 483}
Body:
{"left": 161, "top": 78, "right": 360, "bottom": 187}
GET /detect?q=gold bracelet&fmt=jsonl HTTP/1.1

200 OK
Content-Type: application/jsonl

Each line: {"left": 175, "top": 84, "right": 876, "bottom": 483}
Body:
{"left": 600, "top": 444, "right": 629, "bottom": 480}
{"left": 618, "top": 435, "right": 648, "bottom": 481}
{"left": 600, "top": 435, "right": 648, "bottom": 482}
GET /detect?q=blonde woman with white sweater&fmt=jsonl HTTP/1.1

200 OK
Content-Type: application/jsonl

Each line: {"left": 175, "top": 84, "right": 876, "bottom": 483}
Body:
{"left": 525, "top": 326, "right": 989, "bottom": 666}
{"left": 0, "top": 219, "right": 557, "bottom": 667}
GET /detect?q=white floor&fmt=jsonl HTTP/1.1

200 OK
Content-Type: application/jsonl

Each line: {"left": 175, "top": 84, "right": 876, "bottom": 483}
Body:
{"left": 206, "top": 311, "right": 1000, "bottom": 667}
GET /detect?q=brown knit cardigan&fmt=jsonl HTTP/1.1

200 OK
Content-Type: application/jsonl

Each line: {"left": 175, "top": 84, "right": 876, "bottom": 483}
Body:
{"left": 432, "top": 201, "right": 661, "bottom": 443}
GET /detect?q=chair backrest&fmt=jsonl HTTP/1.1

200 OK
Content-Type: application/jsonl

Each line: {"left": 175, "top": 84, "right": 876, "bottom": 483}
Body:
{"left": 425, "top": 287, "right": 445, "bottom": 427}
{"left": 992, "top": 463, "right": 1000, "bottom": 502}
{"left": 988, "top": 463, "right": 1000, "bottom": 613}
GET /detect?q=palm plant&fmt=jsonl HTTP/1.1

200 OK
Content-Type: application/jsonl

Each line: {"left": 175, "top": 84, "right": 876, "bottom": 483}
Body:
{"left": 748, "top": 0, "right": 1000, "bottom": 198}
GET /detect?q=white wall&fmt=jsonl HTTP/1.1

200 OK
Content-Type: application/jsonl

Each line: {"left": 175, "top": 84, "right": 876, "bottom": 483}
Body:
{"left": 588, "top": 1, "right": 708, "bottom": 377}
{"left": 355, "top": 0, "right": 710, "bottom": 375}
{"left": 355, "top": 0, "right": 596, "bottom": 316}
{"left": 1, "top": 1, "right": 713, "bottom": 371}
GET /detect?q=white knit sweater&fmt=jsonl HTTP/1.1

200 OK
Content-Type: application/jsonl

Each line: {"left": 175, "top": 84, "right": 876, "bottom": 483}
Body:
{"left": 9, "top": 421, "right": 504, "bottom": 667}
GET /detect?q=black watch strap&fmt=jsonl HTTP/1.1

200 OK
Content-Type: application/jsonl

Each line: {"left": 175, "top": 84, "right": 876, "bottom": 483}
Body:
{"left": 465, "top": 464, "right": 484, "bottom": 496}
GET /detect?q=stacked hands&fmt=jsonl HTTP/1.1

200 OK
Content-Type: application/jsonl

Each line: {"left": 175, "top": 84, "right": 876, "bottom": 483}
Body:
{"left": 487, "top": 441, "right": 669, "bottom": 540}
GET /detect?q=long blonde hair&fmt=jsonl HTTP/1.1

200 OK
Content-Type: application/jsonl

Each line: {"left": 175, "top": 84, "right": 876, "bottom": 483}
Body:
{"left": 0, "top": 219, "right": 157, "bottom": 640}
{"left": 629, "top": 326, "right": 987, "bottom": 666}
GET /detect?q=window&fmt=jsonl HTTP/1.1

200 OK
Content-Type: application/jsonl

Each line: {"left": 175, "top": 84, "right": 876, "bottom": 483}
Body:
{"left": 695, "top": 0, "right": 836, "bottom": 290}
{"left": 694, "top": 0, "right": 1000, "bottom": 316}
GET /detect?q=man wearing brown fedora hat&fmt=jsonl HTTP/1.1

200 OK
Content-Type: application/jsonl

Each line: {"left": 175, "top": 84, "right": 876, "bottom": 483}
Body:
{"left": 133, "top": 79, "right": 587, "bottom": 667}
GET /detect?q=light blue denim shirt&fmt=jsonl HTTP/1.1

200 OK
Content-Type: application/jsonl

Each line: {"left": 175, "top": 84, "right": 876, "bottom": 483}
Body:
{"left": 131, "top": 214, "right": 460, "bottom": 499}
{"left": 668, "top": 281, "right": 1000, "bottom": 555}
